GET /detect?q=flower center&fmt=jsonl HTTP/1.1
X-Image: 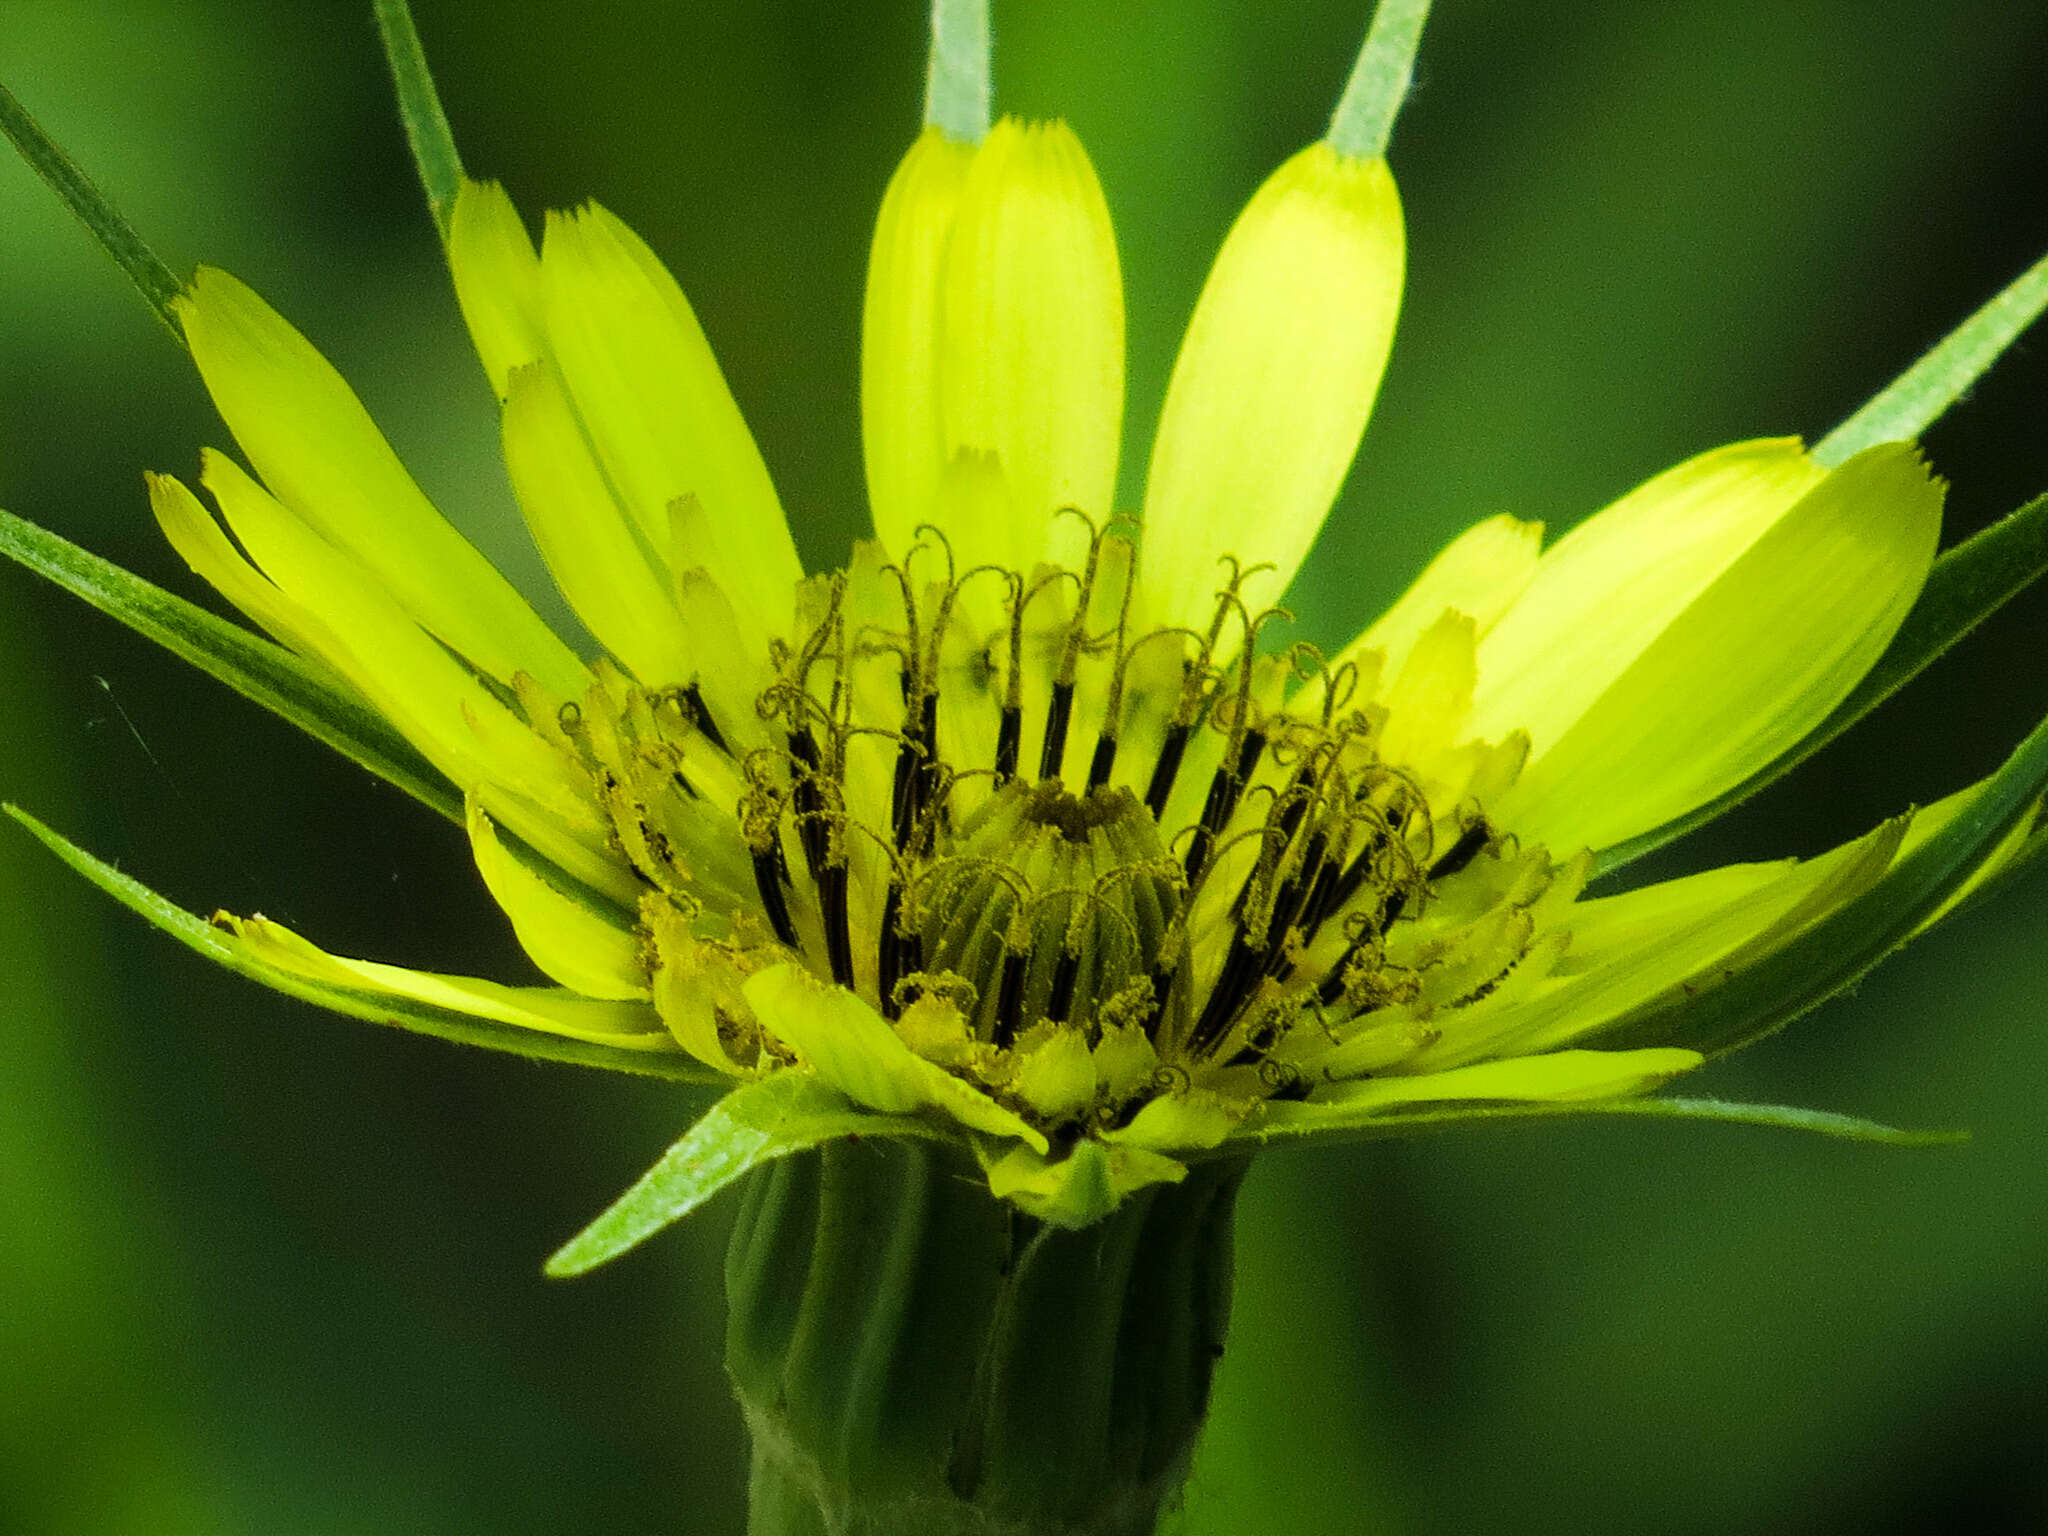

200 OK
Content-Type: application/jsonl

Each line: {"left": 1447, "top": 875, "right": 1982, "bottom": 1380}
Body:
{"left": 572, "top": 520, "right": 1546, "bottom": 1133}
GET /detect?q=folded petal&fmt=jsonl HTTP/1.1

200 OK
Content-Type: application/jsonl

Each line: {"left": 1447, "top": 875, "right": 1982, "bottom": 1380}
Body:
{"left": 1337, "top": 512, "right": 1543, "bottom": 682}
{"left": 862, "top": 127, "right": 977, "bottom": 559}
{"left": 176, "top": 267, "right": 586, "bottom": 698}
{"left": 1467, "top": 438, "right": 1823, "bottom": 751}
{"left": 1141, "top": 144, "right": 1404, "bottom": 635}
{"left": 467, "top": 801, "right": 648, "bottom": 1000}
{"left": 1485, "top": 443, "right": 1941, "bottom": 851}
{"left": 196, "top": 451, "right": 622, "bottom": 884}
{"left": 501, "top": 359, "right": 690, "bottom": 685}
{"left": 935, "top": 117, "right": 1124, "bottom": 574}
{"left": 223, "top": 913, "right": 671, "bottom": 1049}
{"left": 743, "top": 964, "right": 1046, "bottom": 1151}
{"left": 980, "top": 1139, "right": 1187, "bottom": 1229}
{"left": 147, "top": 469, "right": 341, "bottom": 663}
{"left": 1415, "top": 816, "right": 1905, "bottom": 1067}
{"left": 9, "top": 811, "right": 697, "bottom": 1079}
{"left": 1306, "top": 1047, "right": 1702, "bottom": 1114}
{"left": 540, "top": 202, "right": 801, "bottom": 632}
{"left": 447, "top": 178, "right": 545, "bottom": 398}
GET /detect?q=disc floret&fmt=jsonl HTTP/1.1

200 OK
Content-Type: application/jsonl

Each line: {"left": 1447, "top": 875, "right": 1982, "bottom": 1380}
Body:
{"left": 585, "top": 519, "right": 1550, "bottom": 1174}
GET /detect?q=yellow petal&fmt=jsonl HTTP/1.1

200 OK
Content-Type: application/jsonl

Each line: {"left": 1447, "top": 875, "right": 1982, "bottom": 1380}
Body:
{"left": 1011, "top": 1025, "right": 1096, "bottom": 1121}
{"left": 1105, "top": 1090, "right": 1240, "bottom": 1153}
{"left": 672, "top": 567, "right": 772, "bottom": 754}
{"left": 1091, "top": 1023, "right": 1160, "bottom": 1104}
{"left": 1468, "top": 438, "right": 1824, "bottom": 751}
{"left": 643, "top": 897, "right": 753, "bottom": 1074}
{"left": 1341, "top": 512, "right": 1543, "bottom": 682}
{"left": 474, "top": 781, "right": 645, "bottom": 915}
{"left": 936, "top": 117, "right": 1124, "bottom": 574}
{"left": 540, "top": 202, "right": 800, "bottom": 634}
{"left": 1416, "top": 817, "right": 1904, "bottom": 1067}
{"left": 448, "top": 178, "right": 544, "bottom": 398}
{"left": 467, "top": 802, "right": 647, "bottom": 1000}
{"left": 220, "top": 913, "right": 671, "bottom": 1049}
{"left": 1141, "top": 145, "right": 1404, "bottom": 634}
{"left": 1375, "top": 610, "right": 1477, "bottom": 770}
{"left": 199, "top": 452, "right": 604, "bottom": 847}
{"left": 147, "top": 469, "right": 339, "bottom": 661}
{"left": 1491, "top": 444, "right": 1941, "bottom": 852}
{"left": 1311, "top": 1047, "right": 1702, "bottom": 1112}
{"left": 862, "top": 127, "right": 976, "bottom": 559}
{"left": 501, "top": 359, "right": 690, "bottom": 685}
{"left": 743, "top": 964, "right": 1047, "bottom": 1151}
{"left": 175, "top": 267, "right": 586, "bottom": 698}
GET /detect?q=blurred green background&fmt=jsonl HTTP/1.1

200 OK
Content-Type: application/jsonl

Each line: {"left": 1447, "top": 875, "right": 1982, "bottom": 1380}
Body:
{"left": 3, "top": 2, "right": 2046, "bottom": 1531}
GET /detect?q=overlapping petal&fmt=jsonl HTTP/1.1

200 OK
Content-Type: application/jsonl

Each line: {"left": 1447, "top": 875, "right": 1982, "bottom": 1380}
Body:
{"left": 1472, "top": 441, "right": 1941, "bottom": 852}
{"left": 176, "top": 267, "right": 587, "bottom": 699}
{"left": 540, "top": 201, "right": 801, "bottom": 634}
{"left": 500, "top": 358, "right": 689, "bottom": 686}
{"left": 863, "top": 118, "right": 1124, "bottom": 575}
{"left": 1334, "top": 512, "right": 1543, "bottom": 682}
{"left": 1141, "top": 143, "right": 1404, "bottom": 636}
{"left": 447, "top": 177, "right": 545, "bottom": 397}
{"left": 862, "top": 128, "right": 977, "bottom": 559}
{"left": 467, "top": 802, "right": 648, "bottom": 1001}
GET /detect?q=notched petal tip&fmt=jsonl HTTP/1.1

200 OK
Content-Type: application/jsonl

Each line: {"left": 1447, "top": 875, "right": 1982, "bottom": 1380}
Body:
{"left": 935, "top": 114, "right": 1125, "bottom": 574}
{"left": 863, "top": 127, "right": 979, "bottom": 559}
{"left": 448, "top": 176, "right": 544, "bottom": 397}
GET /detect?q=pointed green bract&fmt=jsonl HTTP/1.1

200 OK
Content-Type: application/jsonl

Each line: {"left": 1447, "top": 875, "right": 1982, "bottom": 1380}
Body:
{"left": 545, "top": 1073, "right": 934, "bottom": 1276}
{"left": 1816, "top": 250, "right": 2048, "bottom": 468}
{"left": 1602, "top": 699, "right": 2048, "bottom": 1058}
{"left": 1597, "top": 488, "right": 2048, "bottom": 873}
{"left": 924, "top": 0, "right": 991, "bottom": 144}
{"left": 0, "top": 507, "right": 461, "bottom": 823}
{"left": 1226, "top": 1091, "right": 1961, "bottom": 1153}
{"left": 1327, "top": 0, "right": 1433, "bottom": 160}
{"left": 0, "top": 80, "right": 184, "bottom": 338}
{"left": 373, "top": 0, "right": 465, "bottom": 239}
{"left": 5, "top": 806, "right": 715, "bottom": 1083}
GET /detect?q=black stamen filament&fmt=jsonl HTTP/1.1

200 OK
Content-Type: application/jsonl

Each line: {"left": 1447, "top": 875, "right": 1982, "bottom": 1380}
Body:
{"left": 1429, "top": 819, "right": 1491, "bottom": 881}
{"left": 818, "top": 861, "right": 856, "bottom": 987}
{"left": 1086, "top": 730, "right": 1118, "bottom": 792}
{"left": 1046, "top": 946, "right": 1080, "bottom": 1025}
{"left": 993, "top": 948, "right": 1029, "bottom": 1048}
{"left": 751, "top": 846, "right": 799, "bottom": 947}
{"left": 679, "top": 682, "right": 730, "bottom": 755}
{"left": 1038, "top": 681, "right": 1075, "bottom": 781}
{"left": 994, "top": 706, "right": 1021, "bottom": 782}
{"left": 787, "top": 726, "right": 829, "bottom": 882}
{"left": 1185, "top": 727, "right": 1266, "bottom": 885}
{"left": 1143, "top": 722, "right": 1190, "bottom": 818}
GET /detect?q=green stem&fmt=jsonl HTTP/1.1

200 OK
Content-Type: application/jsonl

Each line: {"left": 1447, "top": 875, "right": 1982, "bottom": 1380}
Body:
{"left": 372, "top": 0, "right": 465, "bottom": 239}
{"left": 0, "top": 80, "right": 184, "bottom": 338}
{"left": 1815, "top": 250, "right": 2048, "bottom": 467}
{"left": 924, "top": 0, "right": 991, "bottom": 144}
{"left": 1328, "top": 0, "right": 1434, "bottom": 161}
{"left": 726, "top": 1140, "right": 1245, "bottom": 1535}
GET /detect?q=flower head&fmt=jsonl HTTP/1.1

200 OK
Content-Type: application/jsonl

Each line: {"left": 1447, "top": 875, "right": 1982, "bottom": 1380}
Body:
{"left": 5, "top": 0, "right": 2046, "bottom": 1262}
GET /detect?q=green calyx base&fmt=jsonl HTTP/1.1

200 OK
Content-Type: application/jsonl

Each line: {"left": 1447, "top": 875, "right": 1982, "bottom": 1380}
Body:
{"left": 726, "top": 1138, "right": 1246, "bottom": 1535}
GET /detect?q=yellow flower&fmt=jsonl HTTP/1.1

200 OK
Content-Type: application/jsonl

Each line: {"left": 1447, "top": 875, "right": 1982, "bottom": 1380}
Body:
{"left": 5, "top": 0, "right": 2046, "bottom": 1259}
